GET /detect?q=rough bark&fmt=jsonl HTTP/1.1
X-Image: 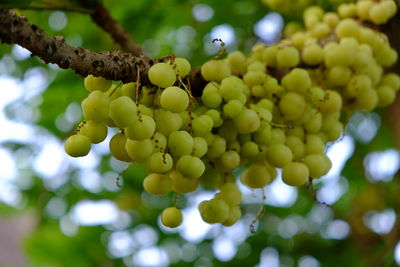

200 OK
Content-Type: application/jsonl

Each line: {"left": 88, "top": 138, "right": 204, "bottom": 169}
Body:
{"left": 0, "top": 8, "right": 155, "bottom": 83}
{"left": 0, "top": 8, "right": 205, "bottom": 93}
{"left": 90, "top": 3, "right": 142, "bottom": 56}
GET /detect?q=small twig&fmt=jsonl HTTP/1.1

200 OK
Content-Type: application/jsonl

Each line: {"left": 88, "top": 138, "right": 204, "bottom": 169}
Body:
{"left": 90, "top": 3, "right": 142, "bottom": 56}
{"left": 250, "top": 189, "right": 266, "bottom": 234}
{"left": 306, "top": 178, "right": 331, "bottom": 207}
{"left": 115, "top": 167, "right": 129, "bottom": 187}
{"left": 173, "top": 193, "right": 179, "bottom": 208}
{"left": 135, "top": 65, "right": 141, "bottom": 105}
{"left": 116, "top": 176, "right": 122, "bottom": 187}
{"left": 161, "top": 54, "right": 176, "bottom": 63}
{"left": 212, "top": 38, "right": 226, "bottom": 60}
{"left": 268, "top": 121, "right": 295, "bottom": 129}
{"left": 178, "top": 76, "right": 195, "bottom": 101}
{"left": 108, "top": 81, "right": 123, "bottom": 97}
{"left": 72, "top": 120, "right": 86, "bottom": 135}
{"left": 153, "top": 87, "right": 161, "bottom": 110}
{"left": 186, "top": 77, "right": 194, "bottom": 136}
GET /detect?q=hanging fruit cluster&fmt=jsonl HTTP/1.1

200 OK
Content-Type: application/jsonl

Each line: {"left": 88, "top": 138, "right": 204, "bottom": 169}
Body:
{"left": 64, "top": 0, "right": 399, "bottom": 228}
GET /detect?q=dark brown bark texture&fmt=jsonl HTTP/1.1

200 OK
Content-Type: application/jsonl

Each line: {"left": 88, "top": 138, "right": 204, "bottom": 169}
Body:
{"left": 90, "top": 3, "right": 142, "bottom": 56}
{"left": 0, "top": 8, "right": 155, "bottom": 84}
{"left": 0, "top": 8, "right": 206, "bottom": 93}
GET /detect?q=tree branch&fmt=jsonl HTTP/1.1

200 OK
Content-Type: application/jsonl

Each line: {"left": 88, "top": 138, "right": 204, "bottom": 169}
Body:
{"left": 90, "top": 3, "right": 142, "bottom": 56}
{"left": 1, "top": 1, "right": 142, "bottom": 55}
{"left": 0, "top": 4, "right": 93, "bottom": 14}
{"left": 0, "top": 8, "right": 205, "bottom": 93}
{"left": 0, "top": 8, "right": 155, "bottom": 84}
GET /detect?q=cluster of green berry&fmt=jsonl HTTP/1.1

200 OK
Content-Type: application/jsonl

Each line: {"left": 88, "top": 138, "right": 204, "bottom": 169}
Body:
{"left": 64, "top": 0, "right": 399, "bottom": 228}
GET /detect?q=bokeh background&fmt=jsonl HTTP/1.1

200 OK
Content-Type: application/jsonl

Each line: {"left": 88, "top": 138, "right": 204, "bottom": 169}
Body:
{"left": 0, "top": 0, "right": 400, "bottom": 266}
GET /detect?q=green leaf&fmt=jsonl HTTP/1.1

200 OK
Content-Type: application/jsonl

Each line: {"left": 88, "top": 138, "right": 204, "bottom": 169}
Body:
{"left": 24, "top": 224, "right": 111, "bottom": 267}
